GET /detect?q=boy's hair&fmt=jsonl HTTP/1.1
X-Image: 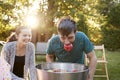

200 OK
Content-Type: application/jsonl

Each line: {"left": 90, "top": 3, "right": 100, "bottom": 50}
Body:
{"left": 57, "top": 16, "right": 77, "bottom": 36}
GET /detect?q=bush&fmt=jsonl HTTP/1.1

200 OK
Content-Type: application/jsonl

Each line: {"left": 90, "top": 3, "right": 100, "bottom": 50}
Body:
{"left": 102, "top": 26, "right": 120, "bottom": 51}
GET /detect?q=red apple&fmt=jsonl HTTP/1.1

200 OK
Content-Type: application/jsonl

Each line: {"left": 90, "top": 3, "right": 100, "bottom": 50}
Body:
{"left": 72, "top": 69, "right": 78, "bottom": 72}
{"left": 53, "top": 69, "right": 61, "bottom": 72}
{"left": 64, "top": 43, "right": 73, "bottom": 52}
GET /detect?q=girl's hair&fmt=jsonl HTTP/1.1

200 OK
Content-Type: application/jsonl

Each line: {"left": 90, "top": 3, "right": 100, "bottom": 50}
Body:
{"left": 15, "top": 26, "right": 30, "bottom": 35}
{"left": 6, "top": 32, "right": 17, "bottom": 42}
{"left": 57, "top": 16, "right": 77, "bottom": 36}
{"left": 7, "top": 26, "right": 30, "bottom": 42}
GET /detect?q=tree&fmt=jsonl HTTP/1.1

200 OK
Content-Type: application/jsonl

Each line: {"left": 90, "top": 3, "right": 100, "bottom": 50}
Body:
{"left": 0, "top": 1, "right": 15, "bottom": 40}
{"left": 108, "top": 3, "right": 120, "bottom": 28}
{"left": 101, "top": 3, "right": 120, "bottom": 50}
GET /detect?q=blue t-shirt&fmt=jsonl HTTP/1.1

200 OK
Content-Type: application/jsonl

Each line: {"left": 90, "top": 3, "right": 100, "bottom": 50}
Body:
{"left": 46, "top": 32, "right": 94, "bottom": 64}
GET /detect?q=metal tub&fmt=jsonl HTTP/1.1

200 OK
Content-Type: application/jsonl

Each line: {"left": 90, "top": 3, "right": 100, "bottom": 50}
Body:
{"left": 36, "top": 62, "right": 89, "bottom": 80}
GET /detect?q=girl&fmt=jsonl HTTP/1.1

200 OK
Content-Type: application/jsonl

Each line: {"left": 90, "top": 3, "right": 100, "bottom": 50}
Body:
{"left": 1, "top": 26, "right": 37, "bottom": 80}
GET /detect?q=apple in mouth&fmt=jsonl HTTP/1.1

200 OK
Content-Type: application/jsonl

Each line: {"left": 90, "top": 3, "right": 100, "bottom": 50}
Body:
{"left": 64, "top": 43, "right": 73, "bottom": 52}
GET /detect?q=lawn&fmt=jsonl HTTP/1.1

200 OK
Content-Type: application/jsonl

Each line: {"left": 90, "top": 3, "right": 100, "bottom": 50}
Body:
{"left": 94, "top": 50, "right": 120, "bottom": 80}
{"left": 104, "top": 50, "right": 120, "bottom": 80}
{"left": 0, "top": 45, "right": 120, "bottom": 80}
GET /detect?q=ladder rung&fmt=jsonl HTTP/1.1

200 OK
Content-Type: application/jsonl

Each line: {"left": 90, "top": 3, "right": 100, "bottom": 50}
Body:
{"left": 94, "top": 75, "right": 107, "bottom": 77}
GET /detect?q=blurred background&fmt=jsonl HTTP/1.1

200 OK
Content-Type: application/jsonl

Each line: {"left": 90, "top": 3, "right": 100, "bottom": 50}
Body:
{"left": 0, "top": 1, "right": 120, "bottom": 80}
{"left": 0, "top": 0, "right": 120, "bottom": 51}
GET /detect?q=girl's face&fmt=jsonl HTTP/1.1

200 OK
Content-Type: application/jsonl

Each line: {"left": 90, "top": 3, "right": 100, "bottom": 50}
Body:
{"left": 16, "top": 28, "right": 32, "bottom": 45}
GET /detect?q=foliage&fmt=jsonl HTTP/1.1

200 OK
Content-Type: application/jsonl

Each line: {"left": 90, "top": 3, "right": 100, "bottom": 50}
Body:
{"left": 102, "top": 25, "right": 120, "bottom": 51}
{"left": 96, "top": 0, "right": 114, "bottom": 16}
{"left": 0, "top": 1, "right": 15, "bottom": 25}
{"left": 100, "top": 3, "right": 120, "bottom": 51}
{"left": 0, "top": 0, "right": 120, "bottom": 50}
{"left": 0, "top": 1, "right": 15, "bottom": 40}
{"left": 92, "top": 0, "right": 120, "bottom": 50}
{"left": 0, "top": 23, "right": 14, "bottom": 40}
{"left": 108, "top": 3, "right": 120, "bottom": 28}
{"left": 76, "top": 14, "right": 88, "bottom": 35}
{"left": 88, "top": 27, "right": 103, "bottom": 45}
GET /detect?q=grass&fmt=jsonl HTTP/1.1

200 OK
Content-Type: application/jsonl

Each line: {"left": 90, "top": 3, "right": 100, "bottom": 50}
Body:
{"left": 0, "top": 45, "right": 3, "bottom": 53}
{"left": 105, "top": 50, "right": 120, "bottom": 80}
{"left": 0, "top": 45, "right": 120, "bottom": 80}
{"left": 93, "top": 50, "right": 120, "bottom": 80}
{"left": 35, "top": 55, "right": 46, "bottom": 64}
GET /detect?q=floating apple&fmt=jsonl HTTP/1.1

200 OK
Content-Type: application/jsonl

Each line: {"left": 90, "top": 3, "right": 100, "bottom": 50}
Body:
{"left": 72, "top": 69, "right": 78, "bottom": 72}
{"left": 53, "top": 69, "right": 67, "bottom": 72}
{"left": 53, "top": 69, "right": 61, "bottom": 72}
{"left": 64, "top": 43, "right": 73, "bottom": 52}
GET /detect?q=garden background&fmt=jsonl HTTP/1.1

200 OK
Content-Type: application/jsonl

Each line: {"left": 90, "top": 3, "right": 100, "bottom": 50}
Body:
{"left": 0, "top": 0, "right": 120, "bottom": 80}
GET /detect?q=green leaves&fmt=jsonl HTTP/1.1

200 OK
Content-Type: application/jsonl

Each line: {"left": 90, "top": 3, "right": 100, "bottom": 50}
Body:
{"left": 108, "top": 4, "right": 120, "bottom": 28}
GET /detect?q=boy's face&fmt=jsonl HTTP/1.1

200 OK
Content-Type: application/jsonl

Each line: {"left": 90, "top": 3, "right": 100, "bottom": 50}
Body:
{"left": 58, "top": 31, "right": 75, "bottom": 44}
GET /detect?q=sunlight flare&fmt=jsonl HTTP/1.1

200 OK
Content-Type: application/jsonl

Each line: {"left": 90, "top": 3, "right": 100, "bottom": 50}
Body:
{"left": 25, "top": 16, "right": 38, "bottom": 29}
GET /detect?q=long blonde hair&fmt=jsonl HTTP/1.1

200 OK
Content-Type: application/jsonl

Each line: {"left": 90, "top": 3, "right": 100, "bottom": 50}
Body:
{"left": 6, "top": 32, "right": 17, "bottom": 42}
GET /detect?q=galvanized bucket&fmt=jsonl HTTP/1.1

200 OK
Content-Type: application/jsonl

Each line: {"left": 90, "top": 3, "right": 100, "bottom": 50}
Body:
{"left": 36, "top": 62, "right": 89, "bottom": 80}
